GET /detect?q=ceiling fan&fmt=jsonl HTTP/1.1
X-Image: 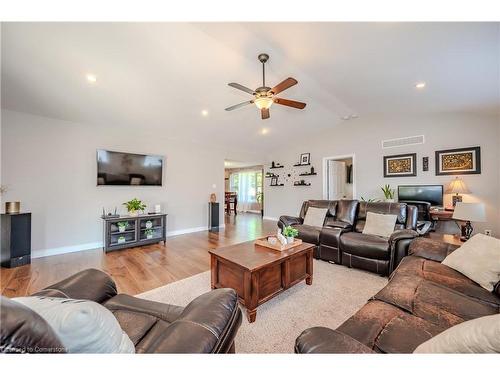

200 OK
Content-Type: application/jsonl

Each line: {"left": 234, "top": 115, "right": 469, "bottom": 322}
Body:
{"left": 225, "top": 53, "right": 306, "bottom": 120}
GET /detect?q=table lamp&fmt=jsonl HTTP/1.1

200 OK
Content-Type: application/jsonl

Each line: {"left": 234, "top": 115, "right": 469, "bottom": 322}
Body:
{"left": 445, "top": 177, "right": 470, "bottom": 207}
{"left": 452, "top": 202, "right": 486, "bottom": 241}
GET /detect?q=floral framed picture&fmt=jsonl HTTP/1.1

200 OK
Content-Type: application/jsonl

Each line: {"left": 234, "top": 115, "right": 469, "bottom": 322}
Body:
{"left": 435, "top": 146, "right": 481, "bottom": 175}
{"left": 383, "top": 153, "right": 417, "bottom": 177}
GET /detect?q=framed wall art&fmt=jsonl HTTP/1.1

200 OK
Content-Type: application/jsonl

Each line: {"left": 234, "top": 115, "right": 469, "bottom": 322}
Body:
{"left": 383, "top": 153, "right": 417, "bottom": 178}
{"left": 435, "top": 146, "right": 481, "bottom": 176}
{"left": 300, "top": 153, "right": 310, "bottom": 165}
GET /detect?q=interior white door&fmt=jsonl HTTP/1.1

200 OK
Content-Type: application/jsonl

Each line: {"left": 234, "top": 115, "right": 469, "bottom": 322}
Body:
{"left": 327, "top": 160, "right": 346, "bottom": 200}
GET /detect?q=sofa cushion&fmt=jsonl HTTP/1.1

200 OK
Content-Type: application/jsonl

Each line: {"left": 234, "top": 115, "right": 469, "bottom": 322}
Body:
{"left": 395, "top": 256, "right": 500, "bottom": 307}
{"left": 414, "top": 313, "right": 500, "bottom": 353}
{"left": 294, "top": 224, "right": 322, "bottom": 245}
{"left": 303, "top": 207, "right": 328, "bottom": 227}
{"left": 374, "top": 268, "right": 499, "bottom": 327}
{"left": 362, "top": 212, "right": 397, "bottom": 238}
{"left": 336, "top": 300, "right": 445, "bottom": 353}
{"left": 14, "top": 296, "right": 135, "bottom": 353}
{"left": 340, "top": 232, "right": 390, "bottom": 260}
{"left": 442, "top": 233, "right": 500, "bottom": 292}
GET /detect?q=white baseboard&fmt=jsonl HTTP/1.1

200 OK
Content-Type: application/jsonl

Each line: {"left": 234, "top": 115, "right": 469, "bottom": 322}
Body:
{"left": 263, "top": 216, "right": 278, "bottom": 221}
{"left": 32, "top": 224, "right": 226, "bottom": 259}
{"left": 32, "top": 242, "right": 104, "bottom": 259}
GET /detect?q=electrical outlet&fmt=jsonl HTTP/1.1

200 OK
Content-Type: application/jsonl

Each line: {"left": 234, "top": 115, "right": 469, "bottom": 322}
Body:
{"left": 484, "top": 229, "right": 492, "bottom": 236}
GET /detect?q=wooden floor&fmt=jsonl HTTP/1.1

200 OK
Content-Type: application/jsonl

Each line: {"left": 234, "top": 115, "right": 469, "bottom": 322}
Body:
{"left": 1, "top": 213, "right": 277, "bottom": 297}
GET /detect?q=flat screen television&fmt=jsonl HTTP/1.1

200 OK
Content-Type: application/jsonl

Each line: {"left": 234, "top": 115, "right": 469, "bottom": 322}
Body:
{"left": 97, "top": 149, "right": 163, "bottom": 186}
{"left": 397, "top": 185, "right": 443, "bottom": 206}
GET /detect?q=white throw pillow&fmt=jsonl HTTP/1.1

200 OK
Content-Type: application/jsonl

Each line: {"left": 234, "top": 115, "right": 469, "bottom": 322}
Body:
{"left": 13, "top": 296, "right": 135, "bottom": 353}
{"left": 442, "top": 233, "right": 500, "bottom": 292}
{"left": 362, "top": 212, "right": 397, "bottom": 238}
{"left": 303, "top": 207, "right": 328, "bottom": 227}
{"left": 414, "top": 313, "right": 500, "bottom": 353}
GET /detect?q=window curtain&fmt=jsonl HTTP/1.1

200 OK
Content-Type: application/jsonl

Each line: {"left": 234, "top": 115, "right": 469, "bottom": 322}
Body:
{"left": 229, "top": 170, "right": 262, "bottom": 212}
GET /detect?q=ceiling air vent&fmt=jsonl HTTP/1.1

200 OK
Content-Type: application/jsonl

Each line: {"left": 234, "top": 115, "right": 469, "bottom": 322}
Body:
{"left": 382, "top": 135, "right": 425, "bottom": 149}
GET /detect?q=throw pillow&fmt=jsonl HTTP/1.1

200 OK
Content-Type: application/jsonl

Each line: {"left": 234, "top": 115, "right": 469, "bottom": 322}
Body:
{"left": 303, "top": 207, "right": 328, "bottom": 227}
{"left": 414, "top": 313, "right": 500, "bottom": 353}
{"left": 362, "top": 212, "right": 397, "bottom": 238}
{"left": 442, "top": 233, "right": 500, "bottom": 292}
{"left": 13, "top": 296, "right": 135, "bottom": 353}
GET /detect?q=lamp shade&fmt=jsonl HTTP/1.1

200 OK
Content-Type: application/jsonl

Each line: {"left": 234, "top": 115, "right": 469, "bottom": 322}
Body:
{"left": 445, "top": 177, "right": 471, "bottom": 194}
{"left": 452, "top": 202, "right": 486, "bottom": 222}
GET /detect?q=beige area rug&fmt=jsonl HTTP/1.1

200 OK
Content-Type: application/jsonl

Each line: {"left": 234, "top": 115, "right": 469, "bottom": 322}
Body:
{"left": 138, "top": 260, "right": 387, "bottom": 353}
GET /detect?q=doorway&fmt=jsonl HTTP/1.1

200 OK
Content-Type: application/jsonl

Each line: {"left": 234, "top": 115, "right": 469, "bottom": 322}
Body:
{"left": 224, "top": 160, "right": 264, "bottom": 216}
{"left": 322, "top": 154, "right": 356, "bottom": 200}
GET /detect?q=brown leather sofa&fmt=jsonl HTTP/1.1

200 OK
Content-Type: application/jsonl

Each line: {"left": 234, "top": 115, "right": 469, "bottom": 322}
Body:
{"left": 1, "top": 269, "right": 242, "bottom": 353}
{"left": 279, "top": 200, "right": 418, "bottom": 275}
{"left": 295, "top": 238, "right": 500, "bottom": 353}
{"left": 340, "top": 201, "right": 418, "bottom": 275}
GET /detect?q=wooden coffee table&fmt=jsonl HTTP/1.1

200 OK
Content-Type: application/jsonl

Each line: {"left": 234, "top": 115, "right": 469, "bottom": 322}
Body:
{"left": 209, "top": 239, "right": 314, "bottom": 323}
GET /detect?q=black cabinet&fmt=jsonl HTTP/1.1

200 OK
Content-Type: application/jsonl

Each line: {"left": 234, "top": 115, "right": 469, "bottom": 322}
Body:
{"left": 208, "top": 202, "right": 220, "bottom": 231}
{"left": 1, "top": 213, "right": 32, "bottom": 268}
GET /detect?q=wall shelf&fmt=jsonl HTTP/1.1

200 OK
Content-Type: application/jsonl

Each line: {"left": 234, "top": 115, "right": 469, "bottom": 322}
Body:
{"left": 299, "top": 172, "right": 317, "bottom": 176}
{"left": 269, "top": 165, "right": 284, "bottom": 169}
{"left": 293, "top": 163, "right": 311, "bottom": 167}
{"left": 269, "top": 184, "right": 285, "bottom": 187}
{"left": 293, "top": 182, "right": 311, "bottom": 186}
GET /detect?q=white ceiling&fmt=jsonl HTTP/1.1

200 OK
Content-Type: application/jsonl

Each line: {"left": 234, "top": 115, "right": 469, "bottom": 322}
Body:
{"left": 2, "top": 22, "right": 499, "bottom": 154}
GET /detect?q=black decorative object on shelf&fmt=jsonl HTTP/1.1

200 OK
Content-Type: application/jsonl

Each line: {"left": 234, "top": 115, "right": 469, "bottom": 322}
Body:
{"left": 299, "top": 172, "right": 317, "bottom": 176}
{"left": 269, "top": 165, "right": 284, "bottom": 169}
{"left": 294, "top": 181, "right": 311, "bottom": 186}
{"left": 422, "top": 157, "right": 429, "bottom": 172}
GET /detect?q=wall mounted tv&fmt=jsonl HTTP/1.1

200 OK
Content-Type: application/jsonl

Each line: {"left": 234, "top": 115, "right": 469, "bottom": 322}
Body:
{"left": 397, "top": 185, "right": 443, "bottom": 206}
{"left": 97, "top": 150, "right": 163, "bottom": 186}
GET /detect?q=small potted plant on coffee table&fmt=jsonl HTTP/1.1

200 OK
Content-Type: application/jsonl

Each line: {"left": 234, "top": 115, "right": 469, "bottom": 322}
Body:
{"left": 282, "top": 226, "right": 299, "bottom": 244}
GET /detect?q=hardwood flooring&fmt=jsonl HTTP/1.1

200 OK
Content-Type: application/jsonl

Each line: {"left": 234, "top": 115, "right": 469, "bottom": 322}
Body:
{"left": 1, "top": 213, "right": 277, "bottom": 297}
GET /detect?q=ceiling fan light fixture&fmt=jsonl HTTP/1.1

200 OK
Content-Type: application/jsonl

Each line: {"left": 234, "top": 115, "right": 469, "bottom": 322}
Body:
{"left": 254, "top": 97, "right": 273, "bottom": 110}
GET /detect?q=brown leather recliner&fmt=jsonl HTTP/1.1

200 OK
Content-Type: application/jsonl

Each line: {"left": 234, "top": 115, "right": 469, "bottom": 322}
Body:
{"left": 278, "top": 199, "right": 358, "bottom": 263}
{"left": 1, "top": 269, "right": 242, "bottom": 353}
{"left": 295, "top": 238, "right": 500, "bottom": 353}
{"left": 339, "top": 201, "right": 418, "bottom": 275}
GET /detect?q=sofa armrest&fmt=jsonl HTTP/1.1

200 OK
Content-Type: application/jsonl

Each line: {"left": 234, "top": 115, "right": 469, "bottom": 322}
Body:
{"left": 295, "top": 327, "right": 374, "bottom": 353}
{"left": 278, "top": 215, "right": 303, "bottom": 230}
{"left": 32, "top": 268, "right": 117, "bottom": 304}
{"left": 142, "top": 288, "right": 242, "bottom": 353}
{"left": 408, "top": 237, "right": 460, "bottom": 262}
{"left": 389, "top": 229, "right": 418, "bottom": 273}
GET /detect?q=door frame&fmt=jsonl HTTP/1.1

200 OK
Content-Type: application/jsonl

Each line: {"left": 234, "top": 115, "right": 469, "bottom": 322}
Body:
{"left": 322, "top": 154, "right": 356, "bottom": 200}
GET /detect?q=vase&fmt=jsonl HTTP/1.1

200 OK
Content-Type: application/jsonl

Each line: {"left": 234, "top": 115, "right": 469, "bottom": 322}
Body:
{"left": 118, "top": 226, "right": 126, "bottom": 233}
{"left": 286, "top": 236, "right": 294, "bottom": 244}
{"left": 128, "top": 210, "right": 138, "bottom": 217}
{"left": 145, "top": 221, "right": 153, "bottom": 229}
{"left": 384, "top": 198, "right": 395, "bottom": 203}
{"left": 147, "top": 234, "right": 153, "bottom": 239}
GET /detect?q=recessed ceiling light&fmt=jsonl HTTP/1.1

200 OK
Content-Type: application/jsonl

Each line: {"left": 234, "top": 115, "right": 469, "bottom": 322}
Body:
{"left": 201, "top": 110, "right": 209, "bottom": 117}
{"left": 415, "top": 82, "right": 426, "bottom": 89}
{"left": 342, "top": 116, "right": 350, "bottom": 120}
{"left": 86, "top": 74, "right": 97, "bottom": 83}
{"left": 261, "top": 128, "right": 269, "bottom": 135}
{"left": 351, "top": 114, "right": 358, "bottom": 119}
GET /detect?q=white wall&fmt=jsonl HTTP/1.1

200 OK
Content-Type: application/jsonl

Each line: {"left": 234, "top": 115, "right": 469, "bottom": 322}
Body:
{"left": 264, "top": 112, "right": 500, "bottom": 237}
{"left": 1, "top": 110, "right": 259, "bottom": 257}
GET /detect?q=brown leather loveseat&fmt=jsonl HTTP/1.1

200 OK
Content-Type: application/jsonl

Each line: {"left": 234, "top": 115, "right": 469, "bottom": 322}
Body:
{"left": 279, "top": 200, "right": 418, "bottom": 275}
{"left": 295, "top": 238, "right": 500, "bottom": 353}
{"left": 1, "top": 269, "right": 242, "bottom": 353}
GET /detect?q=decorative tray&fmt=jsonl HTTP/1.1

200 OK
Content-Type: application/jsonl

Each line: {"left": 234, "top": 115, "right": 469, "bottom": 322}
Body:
{"left": 255, "top": 237, "right": 303, "bottom": 252}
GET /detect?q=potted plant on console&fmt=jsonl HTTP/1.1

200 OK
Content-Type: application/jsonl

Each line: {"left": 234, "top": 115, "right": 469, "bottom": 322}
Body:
{"left": 282, "top": 225, "right": 299, "bottom": 244}
{"left": 117, "top": 221, "right": 129, "bottom": 233}
{"left": 123, "top": 198, "right": 146, "bottom": 217}
{"left": 145, "top": 228, "right": 154, "bottom": 240}
{"left": 381, "top": 184, "right": 395, "bottom": 203}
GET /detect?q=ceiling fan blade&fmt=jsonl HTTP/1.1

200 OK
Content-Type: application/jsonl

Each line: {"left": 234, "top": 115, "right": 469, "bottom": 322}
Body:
{"left": 225, "top": 100, "right": 254, "bottom": 111}
{"left": 270, "top": 77, "right": 298, "bottom": 95}
{"left": 274, "top": 98, "right": 306, "bottom": 109}
{"left": 261, "top": 108, "right": 270, "bottom": 120}
{"left": 228, "top": 83, "right": 255, "bottom": 95}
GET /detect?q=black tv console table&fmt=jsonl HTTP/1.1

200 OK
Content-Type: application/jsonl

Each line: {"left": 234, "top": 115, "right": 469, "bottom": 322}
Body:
{"left": 102, "top": 213, "right": 167, "bottom": 252}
